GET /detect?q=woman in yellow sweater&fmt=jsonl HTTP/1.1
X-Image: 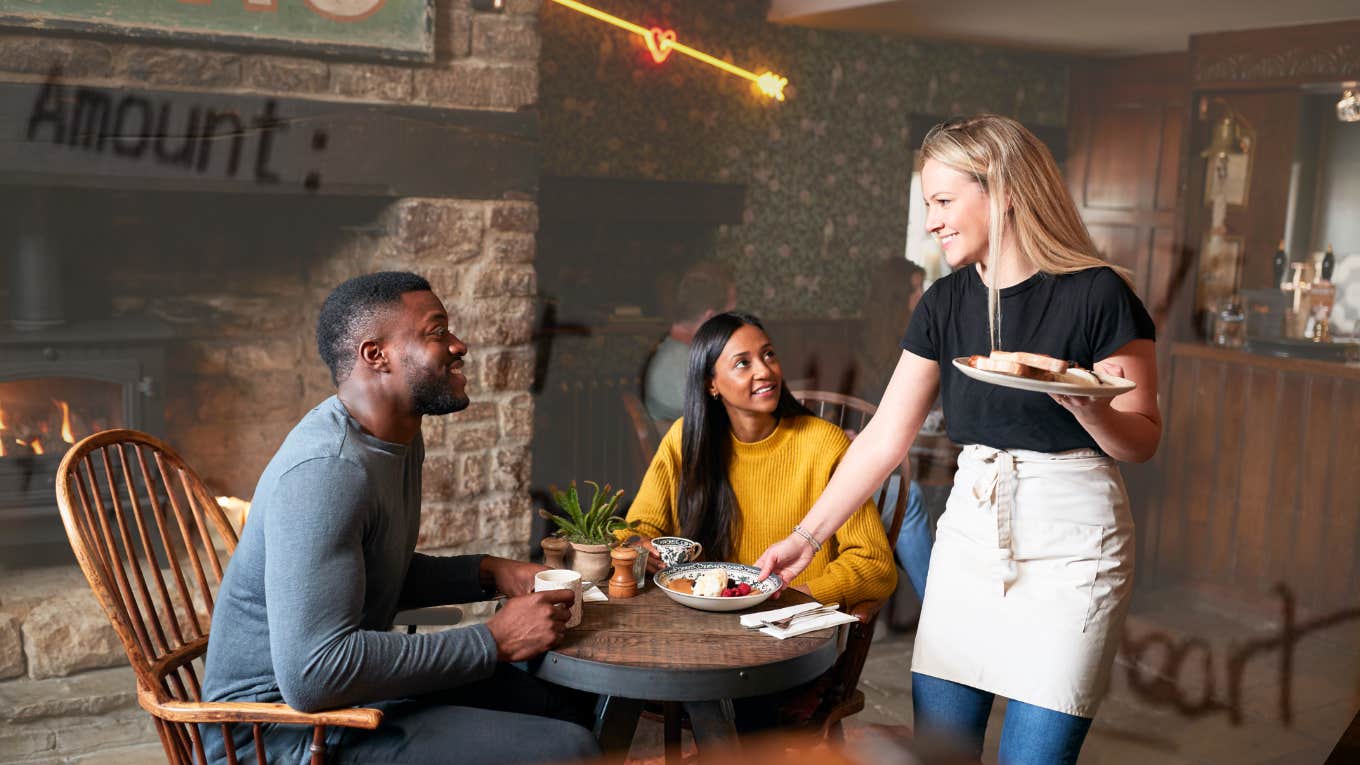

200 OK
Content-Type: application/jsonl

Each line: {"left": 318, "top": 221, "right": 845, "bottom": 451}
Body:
{"left": 627, "top": 311, "right": 895, "bottom": 608}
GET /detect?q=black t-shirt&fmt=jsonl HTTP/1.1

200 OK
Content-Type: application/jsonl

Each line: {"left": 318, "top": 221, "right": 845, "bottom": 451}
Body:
{"left": 901, "top": 265, "right": 1156, "bottom": 454}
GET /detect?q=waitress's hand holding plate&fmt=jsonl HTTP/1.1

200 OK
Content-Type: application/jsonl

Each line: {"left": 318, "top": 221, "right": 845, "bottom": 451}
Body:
{"left": 1050, "top": 360, "right": 1128, "bottom": 414}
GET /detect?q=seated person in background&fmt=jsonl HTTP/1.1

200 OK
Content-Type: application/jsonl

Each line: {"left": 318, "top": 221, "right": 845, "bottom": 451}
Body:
{"left": 643, "top": 261, "right": 736, "bottom": 425}
{"left": 628, "top": 311, "right": 896, "bottom": 609}
{"left": 856, "top": 257, "right": 939, "bottom": 600}
{"left": 628, "top": 311, "right": 896, "bottom": 731}
{"left": 202, "top": 272, "right": 598, "bottom": 765}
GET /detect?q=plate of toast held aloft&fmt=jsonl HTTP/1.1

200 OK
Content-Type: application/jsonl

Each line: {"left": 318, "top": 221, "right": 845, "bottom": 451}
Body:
{"left": 953, "top": 351, "right": 1136, "bottom": 398}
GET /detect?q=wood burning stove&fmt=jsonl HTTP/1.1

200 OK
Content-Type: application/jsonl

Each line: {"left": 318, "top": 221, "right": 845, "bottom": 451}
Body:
{"left": 0, "top": 318, "right": 169, "bottom": 569}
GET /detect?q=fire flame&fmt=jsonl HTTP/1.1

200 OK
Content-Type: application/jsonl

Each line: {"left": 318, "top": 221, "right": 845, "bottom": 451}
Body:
{"left": 0, "top": 398, "right": 80, "bottom": 457}
{"left": 53, "top": 399, "right": 74, "bottom": 444}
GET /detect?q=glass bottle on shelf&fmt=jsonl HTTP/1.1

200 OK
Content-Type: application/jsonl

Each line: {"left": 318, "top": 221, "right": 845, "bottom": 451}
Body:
{"left": 1273, "top": 240, "right": 1288, "bottom": 287}
{"left": 1309, "top": 244, "right": 1337, "bottom": 341}
{"left": 1214, "top": 295, "right": 1246, "bottom": 348}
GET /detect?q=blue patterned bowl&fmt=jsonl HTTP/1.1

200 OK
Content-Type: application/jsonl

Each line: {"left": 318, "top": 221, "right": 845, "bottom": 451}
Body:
{"left": 654, "top": 562, "right": 782, "bottom": 612}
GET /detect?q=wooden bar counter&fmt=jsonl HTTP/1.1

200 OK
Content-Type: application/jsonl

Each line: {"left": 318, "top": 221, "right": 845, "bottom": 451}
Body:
{"left": 1146, "top": 342, "right": 1360, "bottom": 610}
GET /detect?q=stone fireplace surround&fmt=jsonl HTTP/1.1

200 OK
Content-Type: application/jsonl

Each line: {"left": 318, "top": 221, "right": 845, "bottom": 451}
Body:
{"left": 0, "top": 2, "right": 544, "bottom": 760}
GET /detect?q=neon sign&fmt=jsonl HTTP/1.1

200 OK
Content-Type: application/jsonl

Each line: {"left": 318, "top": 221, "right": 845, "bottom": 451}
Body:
{"left": 549, "top": 0, "right": 789, "bottom": 101}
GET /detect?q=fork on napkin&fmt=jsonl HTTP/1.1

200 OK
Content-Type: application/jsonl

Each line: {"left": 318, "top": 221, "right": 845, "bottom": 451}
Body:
{"left": 739, "top": 602, "right": 858, "bottom": 639}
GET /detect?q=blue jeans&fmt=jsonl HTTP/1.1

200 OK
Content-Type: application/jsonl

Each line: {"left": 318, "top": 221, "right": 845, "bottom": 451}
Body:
{"left": 880, "top": 476, "right": 932, "bottom": 598}
{"left": 912, "top": 673, "right": 1092, "bottom": 765}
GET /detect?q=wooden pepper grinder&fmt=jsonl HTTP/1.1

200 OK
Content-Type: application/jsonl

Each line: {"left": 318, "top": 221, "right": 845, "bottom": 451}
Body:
{"left": 608, "top": 546, "right": 639, "bottom": 599}
{"left": 540, "top": 536, "right": 569, "bottom": 570}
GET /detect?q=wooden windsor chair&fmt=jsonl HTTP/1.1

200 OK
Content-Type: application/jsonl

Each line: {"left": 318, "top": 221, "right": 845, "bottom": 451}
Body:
{"left": 54, "top": 429, "right": 380, "bottom": 765}
{"left": 788, "top": 390, "right": 909, "bottom": 742}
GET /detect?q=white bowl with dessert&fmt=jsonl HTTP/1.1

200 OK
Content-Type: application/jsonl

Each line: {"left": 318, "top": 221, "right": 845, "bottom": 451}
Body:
{"left": 654, "top": 562, "right": 782, "bottom": 612}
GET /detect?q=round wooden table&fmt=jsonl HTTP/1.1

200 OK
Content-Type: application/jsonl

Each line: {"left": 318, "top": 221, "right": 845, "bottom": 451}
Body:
{"left": 528, "top": 585, "right": 844, "bottom": 756}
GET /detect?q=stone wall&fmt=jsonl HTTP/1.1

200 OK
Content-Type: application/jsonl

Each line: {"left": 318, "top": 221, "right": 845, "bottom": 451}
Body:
{"left": 0, "top": 2, "right": 543, "bottom": 761}
{"left": 0, "top": 0, "right": 540, "bottom": 110}
{"left": 33, "top": 191, "right": 541, "bottom": 559}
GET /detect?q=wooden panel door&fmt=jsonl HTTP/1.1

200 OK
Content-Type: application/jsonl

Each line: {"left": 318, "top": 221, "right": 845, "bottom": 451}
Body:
{"left": 1067, "top": 53, "right": 1189, "bottom": 324}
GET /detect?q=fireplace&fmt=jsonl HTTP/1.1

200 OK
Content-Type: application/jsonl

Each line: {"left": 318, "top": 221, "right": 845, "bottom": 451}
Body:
{"left": 0, "top": 43, "right": 539, "bottom": 575}
{"left": 0, "top": 317, "right": 169, "bottom": 569}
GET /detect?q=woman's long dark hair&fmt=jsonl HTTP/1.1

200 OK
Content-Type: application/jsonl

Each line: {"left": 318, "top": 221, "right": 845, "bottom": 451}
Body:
{"left": 678, "top": 312, "right": 812, "bottom": 561}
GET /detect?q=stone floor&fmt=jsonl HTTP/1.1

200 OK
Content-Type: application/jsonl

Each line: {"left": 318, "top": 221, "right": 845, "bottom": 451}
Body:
{"left": 6, "top": 584, "right": 1357, "bottom": 764}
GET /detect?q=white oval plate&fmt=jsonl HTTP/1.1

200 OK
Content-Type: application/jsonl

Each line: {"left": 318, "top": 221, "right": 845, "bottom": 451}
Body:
{"left": 952, "top": 357, "right": 1136, "bottom": 399}
{"left": 654, "top": 562, "right": 782, "bottom": 612}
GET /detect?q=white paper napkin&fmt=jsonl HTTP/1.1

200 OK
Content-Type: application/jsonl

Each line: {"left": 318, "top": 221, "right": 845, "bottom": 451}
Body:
{"left": 760, "top": 610, "right": 857, "bottom": 638}
{"left": 582, "top": 583, "right": 608, "bottom": 602}
{"left": 739, "top": 601, "right": 824, "bottom": 627}
{"left": 739, "top": 602, "right": 858, "bottom": 639}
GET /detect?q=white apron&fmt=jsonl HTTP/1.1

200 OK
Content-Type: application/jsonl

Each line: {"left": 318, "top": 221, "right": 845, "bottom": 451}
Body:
{"left": 910, "top": 444, "right": 1135, "bottom": 718}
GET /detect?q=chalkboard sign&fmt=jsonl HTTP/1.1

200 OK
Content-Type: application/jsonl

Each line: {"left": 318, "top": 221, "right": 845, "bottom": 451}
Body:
{"left": 0, "top": 0, "right": 433, "bottom": 62}
{"left": 0, "top": 75, "right": 537, "bottom": 198}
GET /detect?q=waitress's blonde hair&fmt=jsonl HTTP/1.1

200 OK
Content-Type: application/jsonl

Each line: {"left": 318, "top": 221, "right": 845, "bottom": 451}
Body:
{"left": 921, "top": 114, "right": 1133, "bottom": 350}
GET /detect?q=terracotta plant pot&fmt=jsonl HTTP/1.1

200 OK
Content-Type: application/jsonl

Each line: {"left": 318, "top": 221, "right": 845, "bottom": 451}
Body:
{"left": 569, "top": 541, "right": 613, "bottom": 586}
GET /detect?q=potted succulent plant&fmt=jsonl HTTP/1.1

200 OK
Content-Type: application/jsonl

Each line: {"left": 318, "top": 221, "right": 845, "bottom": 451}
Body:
{"left": 539, "top": 480, "right": 636, "bottom": 585}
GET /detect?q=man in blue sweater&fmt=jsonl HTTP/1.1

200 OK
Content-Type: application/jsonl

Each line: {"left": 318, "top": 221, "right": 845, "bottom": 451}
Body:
{"left": 202, "top": 272, "right": 599, "bottom": 764}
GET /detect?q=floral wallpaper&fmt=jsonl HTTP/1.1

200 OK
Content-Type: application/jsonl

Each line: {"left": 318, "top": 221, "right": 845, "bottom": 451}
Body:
{"left": 539, "top": 0, "right": 1072, "bottom": 319}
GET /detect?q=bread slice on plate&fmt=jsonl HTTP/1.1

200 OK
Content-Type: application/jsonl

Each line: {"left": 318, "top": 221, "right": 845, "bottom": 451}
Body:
{"left": 1011, "top": 352, "right": 1068, "bottom": 375}
{"left": 968, "top": 354, "right": 1047, "bottom": 380}
{"left": 967, "top": 351, "right": 1100, "bottom": 385}
{"left": 970, "top": 354, "right": 1026, "bottom": 377}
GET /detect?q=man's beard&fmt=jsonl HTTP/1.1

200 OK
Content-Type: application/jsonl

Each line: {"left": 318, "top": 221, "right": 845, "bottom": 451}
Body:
{"left": 406, "top": 365, "right": 470, "bottom": 416}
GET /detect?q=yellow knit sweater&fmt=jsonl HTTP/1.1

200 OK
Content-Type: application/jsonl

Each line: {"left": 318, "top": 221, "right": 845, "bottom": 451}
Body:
{"left": 626, "top": 414, "right": 897, "bottom": 606}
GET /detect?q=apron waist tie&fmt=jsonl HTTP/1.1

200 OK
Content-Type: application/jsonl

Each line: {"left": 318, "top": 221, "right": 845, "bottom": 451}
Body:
{"left": 971, "top": 446, "right": 1018, "bottom": 595}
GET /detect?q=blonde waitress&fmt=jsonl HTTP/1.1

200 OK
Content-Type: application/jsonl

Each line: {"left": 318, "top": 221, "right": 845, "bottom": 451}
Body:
{"left": 756, "top": 115, "right": 1161, "bottom": 764}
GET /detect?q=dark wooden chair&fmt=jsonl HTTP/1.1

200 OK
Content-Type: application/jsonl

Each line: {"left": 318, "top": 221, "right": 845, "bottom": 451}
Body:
{"left": 789, "top": 390, "right": 909, "bottom": 743}
{"left": 54, "top": 429, "right": 381, "bottom": 765}
{"left": 620, "top": 389, "right": 663, "bottom": 467}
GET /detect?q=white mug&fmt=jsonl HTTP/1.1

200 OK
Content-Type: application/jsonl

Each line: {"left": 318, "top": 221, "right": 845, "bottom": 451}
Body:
{"left": 533, "top": 568, "right": 582, "bottom": 628}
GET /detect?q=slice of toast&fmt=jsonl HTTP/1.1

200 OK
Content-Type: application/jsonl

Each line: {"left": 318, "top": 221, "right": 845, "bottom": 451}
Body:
{"left": 969, "top": 352, "right": 1106, "bottom": 387}
{"left": 969, "top": 355, "right": 1052, "bottom": 380}
{"left": 1011, "top": 352, "right": 1068, "bottom": 374}
{"left": 988, "top": 351, "right": 1069, "bottom": 374}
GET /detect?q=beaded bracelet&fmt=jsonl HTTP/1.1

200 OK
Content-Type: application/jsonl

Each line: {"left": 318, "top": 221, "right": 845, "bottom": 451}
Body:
{"left": 791, "top": 524, "right": 822, "bottom": 552}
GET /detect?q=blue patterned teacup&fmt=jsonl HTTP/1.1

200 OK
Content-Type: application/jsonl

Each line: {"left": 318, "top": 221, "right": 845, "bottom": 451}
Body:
{"left": 652, "top": 536, "right": 703, "bottom": 568}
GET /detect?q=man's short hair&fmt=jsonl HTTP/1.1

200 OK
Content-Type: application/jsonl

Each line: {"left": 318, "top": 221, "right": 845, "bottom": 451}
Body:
{"left": 317, "top": 271, "right": 432, "bottom": 385}
{"left": 672, "top": 262, "right": 734, "bottom": 325}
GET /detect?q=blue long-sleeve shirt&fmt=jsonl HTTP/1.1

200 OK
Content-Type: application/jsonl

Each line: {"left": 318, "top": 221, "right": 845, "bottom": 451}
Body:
{"left": 202, "top": 396, "right": 498, "bottom": 760}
